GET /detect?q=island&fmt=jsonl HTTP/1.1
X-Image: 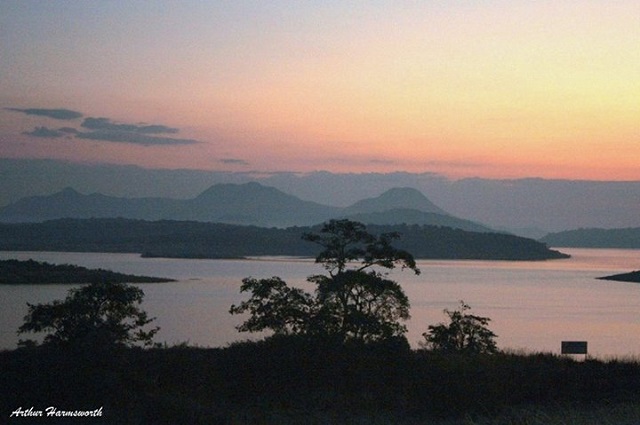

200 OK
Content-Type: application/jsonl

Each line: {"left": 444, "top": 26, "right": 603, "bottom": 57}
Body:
{"left": 0, "top": 259, "right": 175, "bottom": 284}
{"left": 597, "top": 270, "right": 640, "bottom": 283}
{"left": 0, "top": 218, "right": 569, "bottom": 261}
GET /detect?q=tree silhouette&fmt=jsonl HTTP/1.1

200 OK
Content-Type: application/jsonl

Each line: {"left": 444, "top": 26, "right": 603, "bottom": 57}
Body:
{"left": 302, "top": 219, "right": 419, "bottom": 276}
{"left": 18, "top": 281, "right": 159, "bottom": 348}
{"left": 230, "top": 276, "right": 315, "bottom": 335}
{"left": 421, "top": 301, "right": 498, "bottom": 354}
{"left": 230, "top": 219, "right": 420, "bottom": 342}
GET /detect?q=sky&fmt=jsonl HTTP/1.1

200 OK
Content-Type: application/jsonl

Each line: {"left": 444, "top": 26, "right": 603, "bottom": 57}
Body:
{"left": 1, "top": 1, "right": 639, "bottom": 180}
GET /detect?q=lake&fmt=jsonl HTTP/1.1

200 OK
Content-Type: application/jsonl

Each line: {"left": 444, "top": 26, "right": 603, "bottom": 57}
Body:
{"left": 1, "top": 248, "right": 639, "bottom": 358}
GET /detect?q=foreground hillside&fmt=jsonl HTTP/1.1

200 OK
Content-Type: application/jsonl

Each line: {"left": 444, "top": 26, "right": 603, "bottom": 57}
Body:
{"left": 2, "top": 340, "right": 640, "bottom": 424}
{"left": 0, "top": 218, "right": 568, "bottom": 260}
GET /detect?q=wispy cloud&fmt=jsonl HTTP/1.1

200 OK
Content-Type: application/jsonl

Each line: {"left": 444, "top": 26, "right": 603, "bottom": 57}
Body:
{"left": 15, "top": 109, "right": 199, "bottom": 146}
{"left": 76, "top": 130, "right": 198, "bottom": 146}
{"left": 6, "top": 108, "right": 83, "bottom": 120}
{"left": 81, "top": 117, "right": 178, "bottom": 134}
{"left": 220, "top": 158, "right": 249, "bottom": 165}
{"left": 369, "top": 159, "right": 396, "bottom": 165}
{"left": 75, "top": 117, "right": 198, "bottom": 145}
{"left": 22, "top": 126, "right": 66, "bottom": 138}
{"left": 22, "top": 126, "right": 79, "bottom": 138}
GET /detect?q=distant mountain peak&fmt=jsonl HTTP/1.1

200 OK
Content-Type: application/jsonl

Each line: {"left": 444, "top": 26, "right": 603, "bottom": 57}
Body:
{"left": 376, "top": 187, "right": 433, "bottom": 203}
{"left": 194, "top": 182, "right": 296, "bottom": 202}
{"left": 381, "top": 187, "right": 422, "bottom": 196}
{"left": 342, "top": 208, "right": 494, "bottom": 233}
{"left": 57, "top": 187, "right": 82, "bottom": 196}
{"left": 345, "top": 187, "right": 448, "bottom": 215}
{"left": 183, "top": 182, "right": 339, "bottom": 226}
{"left": 0, "top": 182, "right": 477, "bottom": 229}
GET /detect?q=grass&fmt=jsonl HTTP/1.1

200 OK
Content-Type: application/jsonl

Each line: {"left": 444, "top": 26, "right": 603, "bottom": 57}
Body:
{"left": 465, "top": 403, "right": 640, "bottom": 425}
{"left": 198, "top": 403, "right": 640, "bottom": 424}
{"left": 2, "top": 337, "right": 640, "bottom": 424}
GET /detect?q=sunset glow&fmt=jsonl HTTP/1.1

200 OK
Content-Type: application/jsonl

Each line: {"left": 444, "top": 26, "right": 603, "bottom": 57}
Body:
{"left": 1, "top": 1, "right": 639, "bottom": 179}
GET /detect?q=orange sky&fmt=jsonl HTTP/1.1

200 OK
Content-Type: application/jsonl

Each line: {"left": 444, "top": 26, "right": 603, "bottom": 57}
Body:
{"left": 1, "top": 1, "right": 639, "bottom": 180}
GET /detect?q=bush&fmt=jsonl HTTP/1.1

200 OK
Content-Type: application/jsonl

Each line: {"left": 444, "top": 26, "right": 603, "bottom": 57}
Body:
{"left": 421, "top": 301, "right": 498, "bottom": 354}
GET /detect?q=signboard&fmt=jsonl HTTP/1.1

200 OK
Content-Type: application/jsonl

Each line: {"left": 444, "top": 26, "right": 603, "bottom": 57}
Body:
{"left": 561, "top": 341, "right": 588, "bottom": 355}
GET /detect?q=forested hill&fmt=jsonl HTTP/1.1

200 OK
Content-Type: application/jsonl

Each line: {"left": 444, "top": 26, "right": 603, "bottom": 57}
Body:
{"left": 0, "top": 259, "right": 174, "bottom": 284}
{"left": 0, "top": 219, "right": 568, "bottom": 261}
{"left": 540, "top": 227, "right": 640, "bottom": 248}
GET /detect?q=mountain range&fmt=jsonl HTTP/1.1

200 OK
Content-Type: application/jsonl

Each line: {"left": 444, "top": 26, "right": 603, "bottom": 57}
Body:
{"left": 3, "top": 159, "right": 640, "bottom": 236}
{"left": 0, "top": 183, "right": 493, "bottom": 232}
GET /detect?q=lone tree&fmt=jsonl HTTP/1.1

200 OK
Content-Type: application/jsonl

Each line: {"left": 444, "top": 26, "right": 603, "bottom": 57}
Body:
{"left": 18, "top": 281, "right": 159, "bottom": 348}
{"left": 421, "top": 301, "right": 498, "bottom": 354}
{"left": 230, "top": 219, "right": 420, "bottom": 343}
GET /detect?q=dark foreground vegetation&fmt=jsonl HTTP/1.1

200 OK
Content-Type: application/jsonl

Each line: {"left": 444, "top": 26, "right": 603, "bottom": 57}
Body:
{"left": 0, "top": 259, "right": 175, "bottom": 284}
{"left": 0, "top": 218, "right": 568, "bottom": 260}
{"left": 5, "top": 219, "right": 630, "bottom": 424}
{"left": 2, "top": 339, "right": 640, "bottom": 424}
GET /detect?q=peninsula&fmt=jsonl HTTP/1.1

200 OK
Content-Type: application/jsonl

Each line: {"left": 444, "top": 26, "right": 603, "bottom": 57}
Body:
{"left": 597, "top": 270, "right": 640, "bottom": 283}
{"left": 0, "top": 259, "right": 175, "bottom": 284}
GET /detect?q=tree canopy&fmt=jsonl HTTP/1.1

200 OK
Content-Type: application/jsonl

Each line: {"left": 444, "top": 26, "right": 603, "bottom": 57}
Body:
{"left": 421, "top": 301, "right": 498, "bottom": 354}
{"left": 231, "top": 219, "right": 420, "bottom": 343}
{"left": 18, "top": 281, "right": 159, "bottom": 348}
{"left": 229, "top": 276, "right": 315, "bottom": 335}
{"left": 302, "top": 219, "right": 419, "bottom": 276}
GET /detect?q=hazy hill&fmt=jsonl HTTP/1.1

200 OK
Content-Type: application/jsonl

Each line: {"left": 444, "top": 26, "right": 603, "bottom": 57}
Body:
{"left": 0, "top": 218, "right": 567, "bottom": 260}
{"left": 0, "top": 187, "right": 181, "bottom": 222}
{"left": 342, "top": 209, "right": 493, "bottom": 233}
{"left": 343, "top": 187, "right": 447, "bottom": 215}
{"left": 0, "top": 182, "right": 492, "bottom": 231}
{"left": 540, "top": 227, "right": 640, "bottom": 248}
{"left": 3, "top": 159, "right": 640, "bottom": 234}
{"left": 173, "top": 182, "right": 339, "bottom": 227}
{"left": 0, "top": 183, "right": 339, "bottom": 226}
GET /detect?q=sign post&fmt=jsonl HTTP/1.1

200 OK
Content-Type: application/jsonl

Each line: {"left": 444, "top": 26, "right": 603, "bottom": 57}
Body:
{"left": 561, "top": 341, "right": 588, "bottom": 359}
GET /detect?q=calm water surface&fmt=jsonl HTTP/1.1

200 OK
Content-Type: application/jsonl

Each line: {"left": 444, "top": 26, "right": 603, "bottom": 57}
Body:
{"left": 1, "top": 249, "right": 639, "bottom": 357}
